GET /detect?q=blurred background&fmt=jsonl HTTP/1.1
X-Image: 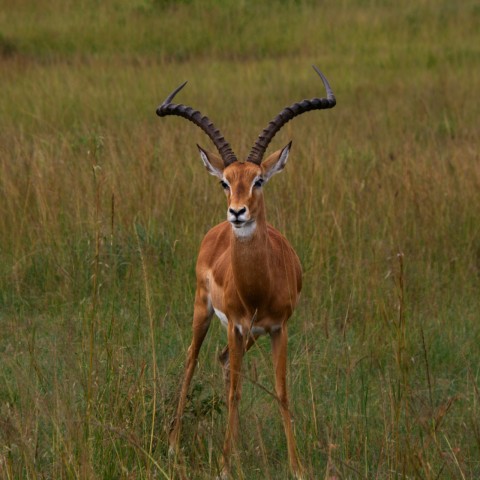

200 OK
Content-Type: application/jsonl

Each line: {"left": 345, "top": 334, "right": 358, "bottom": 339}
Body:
{"left": 1, "top": 1, "right": 479, "bottom": 478}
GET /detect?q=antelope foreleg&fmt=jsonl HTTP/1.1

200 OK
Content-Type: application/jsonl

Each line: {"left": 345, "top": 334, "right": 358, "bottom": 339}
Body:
{"left": 169, "top": 288, "right": 212, "bottom": 456}
{"left": 271, "top": 325, "right": 304, "bottom": 479}
{"left": 220, "top": 323, "right": 244, "bottom": 477}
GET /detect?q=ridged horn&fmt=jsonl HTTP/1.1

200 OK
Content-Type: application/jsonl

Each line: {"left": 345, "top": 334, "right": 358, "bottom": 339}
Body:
{"left": 156, "top": 81, "right": 237, "bottom": 167}
{"left": 247, "top": 66, "right": 336, "bottom": 165}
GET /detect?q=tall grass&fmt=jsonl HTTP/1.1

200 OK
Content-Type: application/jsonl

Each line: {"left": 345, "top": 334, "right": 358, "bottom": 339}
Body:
{"left": 1, "top": 0, "right": 480, "bottom": 478}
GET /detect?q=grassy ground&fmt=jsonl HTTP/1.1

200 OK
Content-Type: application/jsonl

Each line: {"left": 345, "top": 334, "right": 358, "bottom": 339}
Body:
{"left": 1, "top": 0, "right": 480, "bottom": 478}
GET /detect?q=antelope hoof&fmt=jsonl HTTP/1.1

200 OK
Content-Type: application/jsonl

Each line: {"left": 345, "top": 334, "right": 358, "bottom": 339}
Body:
{"left": 215, "top": 469, "right": 229, "bottom": 480}
{"left": 293, "top": 467, "right": 306, "bottom": 480}
{"left": 168, "top": 439, "right": 179, "bottom": 458}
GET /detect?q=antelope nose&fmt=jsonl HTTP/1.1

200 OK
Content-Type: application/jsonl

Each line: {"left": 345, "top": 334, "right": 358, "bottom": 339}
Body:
{"left": 229, "top": 207, "right": 247, "bottom": 218}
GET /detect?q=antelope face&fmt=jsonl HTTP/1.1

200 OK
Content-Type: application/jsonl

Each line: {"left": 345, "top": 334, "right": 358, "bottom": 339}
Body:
{"left": 198, "top": 143, "right": 291, "bottom": 237}
{"left": 223, "top": 162, "right": 263, "bottom": 230}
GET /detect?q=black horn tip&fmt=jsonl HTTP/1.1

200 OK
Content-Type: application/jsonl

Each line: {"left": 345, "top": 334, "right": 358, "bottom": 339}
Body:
{"left": 162, "top": 80, "right": 188, "bottom": 106}
{"left": 312, "top": 65, "right": 335, "bottom": 101}
{"left": 156, "top": 80, "right": 188, "bottom": 116}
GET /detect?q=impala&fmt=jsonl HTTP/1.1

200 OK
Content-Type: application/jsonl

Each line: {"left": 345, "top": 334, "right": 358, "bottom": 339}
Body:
{"left": 156, "top": 66, "right": 336, "bottom": 479}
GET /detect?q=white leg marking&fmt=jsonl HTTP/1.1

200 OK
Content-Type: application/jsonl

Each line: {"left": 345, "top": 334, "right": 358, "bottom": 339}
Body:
{"left": 214, "top": 308, "right": 229, "bottom": 329}
{"left": 250, "top": 324, "right": 281, "bottom": 336}
{"left": 270, "top": 324, "right": 282, "bottom": 333}
{"left": 250, "top": 326, "right": 266, "bottom": 335}
{"left": 213, "top": 308, "right": 245, "bottom": 336}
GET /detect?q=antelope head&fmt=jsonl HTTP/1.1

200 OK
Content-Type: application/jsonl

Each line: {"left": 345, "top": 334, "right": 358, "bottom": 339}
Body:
{"left": 156, "top": 66, "right": 336, "bottom": 238}
{"left": 196, "top": 143, "right": 291, "bottom": 237}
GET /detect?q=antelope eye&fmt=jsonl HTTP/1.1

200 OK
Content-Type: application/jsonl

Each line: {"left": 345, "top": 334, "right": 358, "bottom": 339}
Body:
{"left": 253, "top": 178, "right": 264, "bottom": 188}
{"left": 220, "top": 180, "right": 230, "bottom": 190}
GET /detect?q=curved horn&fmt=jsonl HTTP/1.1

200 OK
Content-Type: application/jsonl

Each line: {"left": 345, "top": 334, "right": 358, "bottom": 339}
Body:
{"left": 247, "top": 66, "right": 336, "bottom": 165}
{"left": 156, "top": 81, "right": 237, "bottom": 167}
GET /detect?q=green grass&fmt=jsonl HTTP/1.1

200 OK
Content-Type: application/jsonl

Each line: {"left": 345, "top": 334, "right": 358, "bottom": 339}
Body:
{"left": 1, "top": 0, "right": 480, "bottom": 478}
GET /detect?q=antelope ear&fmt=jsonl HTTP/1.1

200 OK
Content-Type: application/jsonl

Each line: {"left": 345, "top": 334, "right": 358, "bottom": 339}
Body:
{"left": 197, "top": 144, "right": 224, "bottom": 179}
{"left": 261, "top": 141, "right": 291, "bottom": 181}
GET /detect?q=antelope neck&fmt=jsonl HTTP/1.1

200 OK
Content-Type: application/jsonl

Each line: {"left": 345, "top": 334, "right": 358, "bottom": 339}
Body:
{"left": 230, "top": 204, "right": 271, "bottom": 305}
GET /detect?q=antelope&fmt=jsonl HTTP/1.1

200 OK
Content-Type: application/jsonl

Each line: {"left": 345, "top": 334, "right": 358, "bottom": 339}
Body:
{"left": 156, "top": 66, "right": 336, "bottom": 479}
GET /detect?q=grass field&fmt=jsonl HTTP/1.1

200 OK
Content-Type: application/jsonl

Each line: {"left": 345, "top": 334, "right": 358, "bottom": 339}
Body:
{"left": 1, "top": 0, "right": 480, "bottom": 478}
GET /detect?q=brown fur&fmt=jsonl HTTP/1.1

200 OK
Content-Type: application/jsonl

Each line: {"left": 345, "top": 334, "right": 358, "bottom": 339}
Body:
{"left": 169, "top": 148, "right": 305, "bottom": 479}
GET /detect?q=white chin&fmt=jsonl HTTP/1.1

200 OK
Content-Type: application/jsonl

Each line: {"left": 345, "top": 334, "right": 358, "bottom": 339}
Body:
{"left": 231, "top": 221, "right": 256, "bottom": 239}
